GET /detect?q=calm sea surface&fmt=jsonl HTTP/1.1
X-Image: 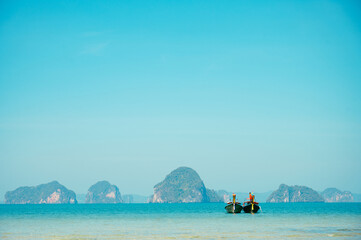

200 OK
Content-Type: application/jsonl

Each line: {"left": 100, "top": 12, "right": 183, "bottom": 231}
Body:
{"left": 1, "top": 203, "right": 360, "bottom": 239}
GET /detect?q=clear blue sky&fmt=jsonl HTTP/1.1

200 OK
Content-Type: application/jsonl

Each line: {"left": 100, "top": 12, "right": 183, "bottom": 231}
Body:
{"left": 1, "top": 0, "right": 360, "bottom": 200}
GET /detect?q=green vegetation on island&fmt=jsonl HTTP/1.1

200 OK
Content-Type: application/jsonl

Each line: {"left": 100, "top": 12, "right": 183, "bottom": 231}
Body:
{"left": 3, "top": 170, "right": 358, "bottom": 204}
{"left": 267, "top": 184, "right": 324, "bottom": 203}
{"left": 149, "top": 167, "right": 222, "bottom": 203}
{"left": 5, "top": 181, "right": 77, "bottom": 204}
{"left": 321, "top": 188, "right": 353, "bottom": 202}
{"left": 85, "top": 181, "right": 122, "bottom": 203}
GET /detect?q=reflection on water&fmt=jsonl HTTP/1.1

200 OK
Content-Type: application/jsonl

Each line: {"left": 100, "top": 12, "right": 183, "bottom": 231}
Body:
{"left": 1, "top": 203, "right": 361, "bottom": 239}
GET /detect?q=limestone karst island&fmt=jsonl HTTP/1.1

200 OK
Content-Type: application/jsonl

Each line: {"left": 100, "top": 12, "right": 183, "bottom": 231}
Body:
{"left": 4, "top": 167, "right": 356, "bottom": 204}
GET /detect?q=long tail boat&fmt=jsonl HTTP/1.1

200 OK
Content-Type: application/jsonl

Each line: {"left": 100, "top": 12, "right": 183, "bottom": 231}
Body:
{"left": 225, "top": 193, "right": 242, "bottom": 213}
{"left": 242, "top": 201, "right": 260, "bottom": 213}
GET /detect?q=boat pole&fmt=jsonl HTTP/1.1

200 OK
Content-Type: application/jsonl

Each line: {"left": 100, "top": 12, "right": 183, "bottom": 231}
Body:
{"left": 251, "top": 193, "right": 254, "bottom": 212}
{"left": 232, "top": 193, "right": 236, "bottom": 212}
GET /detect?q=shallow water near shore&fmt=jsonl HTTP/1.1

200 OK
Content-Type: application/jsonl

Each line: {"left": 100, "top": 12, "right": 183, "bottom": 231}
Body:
{"left": 1, "top": 203, "right": 361, "bottom": 239}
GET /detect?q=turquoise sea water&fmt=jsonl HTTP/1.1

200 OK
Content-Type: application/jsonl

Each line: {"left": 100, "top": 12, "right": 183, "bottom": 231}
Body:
{"left": 1, "top": 203, "right": 361, "bottom": 239}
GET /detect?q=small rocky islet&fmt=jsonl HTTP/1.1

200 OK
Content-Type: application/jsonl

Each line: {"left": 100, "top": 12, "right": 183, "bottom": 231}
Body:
{"left": 85, "top": 181, "right": 123, "bottom": 203}
{"left": 321, "top": 188, "right": 353, "bottom": 202}
{"left": 266, "top": 184, "right": 354, "bottom": 203}
{"left": 4, "top": 167, "right": 356, "bottom": 204}
{"left": 5, "top": 181, "right": 77, "bottom": 204}
{"left": 266, "top": 184, "right": 324, "bottom": 203}
{"left": 149, "top": 167, "right": 223, "bottom": 203}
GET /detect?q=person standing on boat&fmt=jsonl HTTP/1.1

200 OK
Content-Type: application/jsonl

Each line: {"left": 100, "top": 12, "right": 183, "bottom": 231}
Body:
{"left": 249, "top": 192, "right": 254, "bottom": 203}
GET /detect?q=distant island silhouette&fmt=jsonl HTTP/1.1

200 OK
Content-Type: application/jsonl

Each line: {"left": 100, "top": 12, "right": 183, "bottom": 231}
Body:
{"left": 4, "top": 167, "right": 355, "bottom": 204}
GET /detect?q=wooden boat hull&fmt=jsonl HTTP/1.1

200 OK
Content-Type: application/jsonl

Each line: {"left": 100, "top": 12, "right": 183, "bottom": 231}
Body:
{"left": 243, "top": 203, "right": 260, "bottom": 213}
{"left": 225, "top": 203, "right": 242, "bottom": 213}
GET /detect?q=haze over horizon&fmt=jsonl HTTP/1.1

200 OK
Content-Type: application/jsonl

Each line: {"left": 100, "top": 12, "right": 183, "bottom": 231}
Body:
{"left": 1, "top": 0, "right": 361, "bottom": 201}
